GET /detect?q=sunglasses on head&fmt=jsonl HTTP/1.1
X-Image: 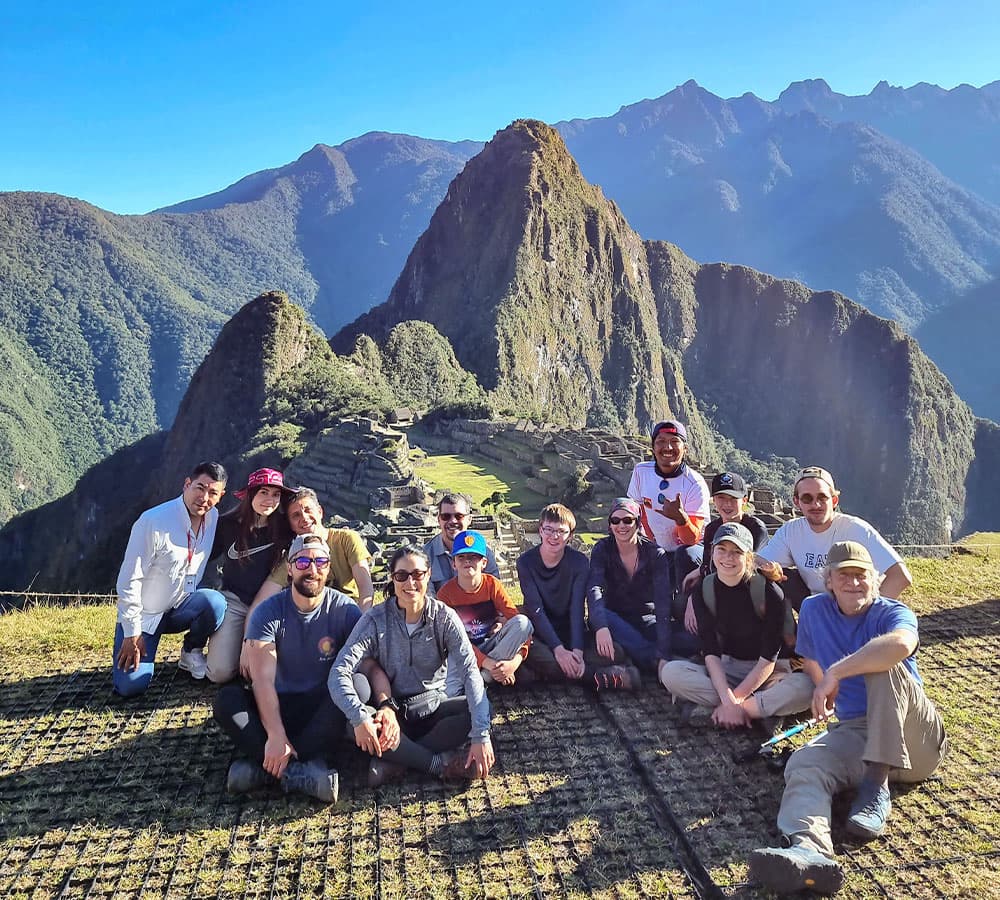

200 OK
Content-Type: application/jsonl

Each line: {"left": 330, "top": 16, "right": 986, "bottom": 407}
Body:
{"left": 609, "top": 516, "right": 636, "bottom": 526}
{"left": 391, "top": 569, "right": 429, "bottom": 583}
{"left": 291, "top": 556, "right": 330, "bottom": 570}
{"left": 438, "top": 512, "right": 468, "bottom": 522}
{"left": 797, "top": 493, "right": 831, "bottom": 505}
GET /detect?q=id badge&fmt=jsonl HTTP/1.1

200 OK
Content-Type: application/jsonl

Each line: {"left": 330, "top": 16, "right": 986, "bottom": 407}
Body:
{"left": 184, "top": 574, "right": 198, "bottom": 593}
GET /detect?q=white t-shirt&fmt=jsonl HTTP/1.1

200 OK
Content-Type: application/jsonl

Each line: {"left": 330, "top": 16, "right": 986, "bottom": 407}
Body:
{"left": 627, "top": 462, "right": 710, "bottom": 550}
{"left": 758, "top": 513, "right": 902, "bottom": 594}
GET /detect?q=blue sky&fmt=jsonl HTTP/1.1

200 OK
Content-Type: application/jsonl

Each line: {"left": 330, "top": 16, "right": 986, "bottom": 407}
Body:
{"left": 3, "top": 0, "right": 997, "bottom": 214}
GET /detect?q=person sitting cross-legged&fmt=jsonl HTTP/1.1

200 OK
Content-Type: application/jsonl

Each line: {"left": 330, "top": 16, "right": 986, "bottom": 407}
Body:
{"left": 438, "top": 530, "right": 533, "bottom": 688}
{"left": 518, "top": 503, "right": 637, "bottom": 691}
{"left": 330, "top": 546, "right": 495, "bottom": 788}
{"left": 660, "top": 522, "right": 809, "bottom": 728}
{"left": 213, "top": 534, "right": 370, "bottom": 802}
{"left": 748, "top": 541, "right": 947, "bottom": 896}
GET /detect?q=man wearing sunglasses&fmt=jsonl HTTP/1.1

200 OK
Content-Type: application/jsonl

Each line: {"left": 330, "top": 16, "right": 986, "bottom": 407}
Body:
{"left": 423, "top": 493, "right": 500, "bottom": 593}
{"left": 627, "top": 420, "right": 710, "bottom": 635}
{"left": 757, "top": 467, "right": 912, "bottom": 610}
{"left": 213, "top": 533, "right": 379, "bottom": 803}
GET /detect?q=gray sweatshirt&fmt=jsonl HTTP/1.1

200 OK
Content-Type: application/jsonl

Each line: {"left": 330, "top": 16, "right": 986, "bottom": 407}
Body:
{"left": 329, "top": 595, "right": 491, "bottom": 743}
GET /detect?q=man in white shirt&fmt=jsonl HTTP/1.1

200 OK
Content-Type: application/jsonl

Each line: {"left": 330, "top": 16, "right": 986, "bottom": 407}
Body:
{"left": 114, "top": 462, "right": 229, "bottom": 696}
{"left": 757, "top": 467, "right": 912, "bottom": 609}
{"left": 627, "top": 420, "right": 710, "bottom": 657}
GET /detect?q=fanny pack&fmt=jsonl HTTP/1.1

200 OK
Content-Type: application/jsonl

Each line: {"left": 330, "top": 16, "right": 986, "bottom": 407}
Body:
{"left": 401, "top": 689, "right": 443, "bottom": 722}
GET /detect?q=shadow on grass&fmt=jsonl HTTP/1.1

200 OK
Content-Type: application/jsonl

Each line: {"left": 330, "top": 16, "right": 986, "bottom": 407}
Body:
{"left": 917, "top": 598, "right": 999, "bottom": 646}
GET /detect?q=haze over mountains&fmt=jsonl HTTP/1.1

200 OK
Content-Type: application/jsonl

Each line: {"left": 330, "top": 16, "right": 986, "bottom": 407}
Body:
{"left": 2, "top": 77, "right": 999, "bottom": 529}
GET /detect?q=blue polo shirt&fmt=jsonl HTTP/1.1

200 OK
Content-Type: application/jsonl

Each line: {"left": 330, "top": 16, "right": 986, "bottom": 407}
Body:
{"left": 796, "top": 592, "right": 921, "bottom": 721}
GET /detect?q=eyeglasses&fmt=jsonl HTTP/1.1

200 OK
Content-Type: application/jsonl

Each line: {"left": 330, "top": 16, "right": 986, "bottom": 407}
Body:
{"left": 540, "top": 526, "right": 570, "bottom": 538}
{"left": 609, "top": 516, "right": 636, "bottom": 526}
{"left": 797, "top": 493, "right": 831, "bottom": 505}
{"left": 391, "top": 569, "right": 429, "bottom": 583}
{"left": 291, "top": 556, "right": 330, "bottom": 570}
{"left": 438, "top": 512, "right": 468, "bottom": 522}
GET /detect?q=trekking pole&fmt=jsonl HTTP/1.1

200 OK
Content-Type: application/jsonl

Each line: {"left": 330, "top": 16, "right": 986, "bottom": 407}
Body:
{"left": 734, "top": 718, "right": 826, "bottom": 764}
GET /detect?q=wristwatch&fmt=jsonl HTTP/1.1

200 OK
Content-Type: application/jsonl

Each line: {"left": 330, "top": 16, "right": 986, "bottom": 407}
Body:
{"left": 376, "top": 697, "right": 399, "bottom": 713}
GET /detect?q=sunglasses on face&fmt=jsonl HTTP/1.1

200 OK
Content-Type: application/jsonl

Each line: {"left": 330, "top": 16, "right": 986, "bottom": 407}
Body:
{"left": 609, "top": 516, "right": 636, "bottom": 526}
{"left": 291, "top": 556, "right": 330, "bottom": 570}
{"left": 797, "top": 493, "right": 831, "bottom": 505}
{"left": 438, "top": 512, "right": 468, "bottom": 522}
{"left": 391, "top": 569, "right": 429, "bottom": 583}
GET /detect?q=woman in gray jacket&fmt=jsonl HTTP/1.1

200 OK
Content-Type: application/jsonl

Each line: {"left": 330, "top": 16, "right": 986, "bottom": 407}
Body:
{"left": 330, "top": 546, "right": 494, "bottom": 788}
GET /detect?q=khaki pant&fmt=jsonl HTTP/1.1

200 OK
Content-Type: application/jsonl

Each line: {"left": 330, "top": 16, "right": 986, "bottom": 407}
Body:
{"left": 206, "top": 591, "right": 248, "bottom": 684}
{"left": 659, "top": 657, "right": 802, "bottom": 710}
{"left": 777, "top": 663, "right": 947, "bottom": 856}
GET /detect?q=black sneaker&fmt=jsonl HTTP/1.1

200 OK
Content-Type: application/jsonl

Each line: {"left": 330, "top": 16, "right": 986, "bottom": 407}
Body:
{"left": 281, "top": 760, "right": 338, "bottom": 803}
{"left": 593, "top": 665, "right": 641, "bottom": 691}
{"left": 749, "top": 845, "right": 844, "bottom": 895}
{"left": 226, "top": 760, "right": 271, "bottom": 794}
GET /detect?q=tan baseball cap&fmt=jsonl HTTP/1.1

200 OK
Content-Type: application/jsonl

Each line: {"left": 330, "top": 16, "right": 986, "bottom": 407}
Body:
{"left": 826, "top": 541, "right": 874, "bottom": 571}
{"left": 795, "top": 466, "right": 836, "bottom": 492}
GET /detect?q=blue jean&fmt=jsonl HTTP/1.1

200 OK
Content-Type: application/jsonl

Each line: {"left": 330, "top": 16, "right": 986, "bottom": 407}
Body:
{"left": 112, "top": 588, "right": 226, "bottom": 697}
{"left": 599, "top": 608, "right": 701, "bottom": 672}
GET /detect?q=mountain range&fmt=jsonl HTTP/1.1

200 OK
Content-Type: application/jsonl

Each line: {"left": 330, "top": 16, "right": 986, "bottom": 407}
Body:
{"left": 2, "top": 119, "right": 993, "bottom": 590}
{"left": 2, "top": 77, "right": 1000, "bottom": 528}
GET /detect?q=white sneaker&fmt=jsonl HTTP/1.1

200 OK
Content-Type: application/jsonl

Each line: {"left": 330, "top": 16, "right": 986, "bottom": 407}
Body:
{"left": 178, "top": 648, "right": 208, "bottom": 679}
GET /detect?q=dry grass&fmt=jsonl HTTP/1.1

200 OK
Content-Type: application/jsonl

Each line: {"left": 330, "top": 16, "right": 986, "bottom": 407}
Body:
{"left": 1, "top": 537, "right": 997, "bottom": 898}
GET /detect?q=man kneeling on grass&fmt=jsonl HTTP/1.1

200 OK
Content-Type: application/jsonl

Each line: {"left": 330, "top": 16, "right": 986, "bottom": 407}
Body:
{"left": 438, "top": 530, "right": 533, "bottom": 688}
{"left": 213, "top": 534, "right": 387, "bottom": 802}
{"left": 749, "top": 542, "right": 947, "bottom": 895}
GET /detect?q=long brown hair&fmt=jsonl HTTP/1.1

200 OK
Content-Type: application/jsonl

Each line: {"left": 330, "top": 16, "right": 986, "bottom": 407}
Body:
{"left": 234, "top": 485, "right": 293, "bottom": 569}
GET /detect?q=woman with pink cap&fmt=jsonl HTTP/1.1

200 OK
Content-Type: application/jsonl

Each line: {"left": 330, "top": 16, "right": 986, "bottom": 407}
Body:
{"left": 204, "top": 468, "right": 295, "bottom": 683}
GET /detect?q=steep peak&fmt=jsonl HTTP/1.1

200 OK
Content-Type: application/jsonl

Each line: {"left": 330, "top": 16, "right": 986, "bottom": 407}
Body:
{"left": 776, "top": 78, "right": 839, "bottom": 112}
{"left": 153, "top": 291, "right": 322, "bottom": 495}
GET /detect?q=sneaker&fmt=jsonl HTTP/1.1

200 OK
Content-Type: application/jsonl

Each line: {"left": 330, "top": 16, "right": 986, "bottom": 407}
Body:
{"left": 592, "top": 664, "right": 641, "bottom": 691}
{"left": 367, "top": 758, "right": 405, "bottom": 789}
{"left": 749, "top": 845, "right": 844, "bottom": 895}
{"left": 846, "top": 781, "right": 892, "bottom": 840}
{"left": 226, "top": 760, "right": 271, "bottom": 794}
{"left": 281, "top": 759, "right": 338, "bottom": 803}
{"left": 677, "top": 701, "right": 697, "bottom": 727}
{"left": 440, "top": 749, "right": 480, "bottom": 781}
{"left": 178, "top": 648, "right": 208, "bottom": 679}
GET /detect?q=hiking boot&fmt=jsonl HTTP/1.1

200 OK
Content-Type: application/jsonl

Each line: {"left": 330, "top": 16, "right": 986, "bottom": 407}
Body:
{"left": 749, "top": 845, "right": 844, "bottom": 895}
{"left": 677, "top": 701, "right": 697, "bottom": 727}
{"left": 226, "top": 760, "right": 271, "bottom": 794}
{"left": 440, "top": 749, "right": 480, "bottom": 781}
{"left": 592, "top": 664, "right": 641, "bottom": 692}
{"left": 281, "top": 759, "right": 338, "bottom": 803}
{"left": 368, "top": 758, "right": 405, "bottom": 789}
{"left": 178, "top": 648, "right": 208, "bottom": 679}
{"left": 846, "top": 781, "right": 891, "bottom": 840}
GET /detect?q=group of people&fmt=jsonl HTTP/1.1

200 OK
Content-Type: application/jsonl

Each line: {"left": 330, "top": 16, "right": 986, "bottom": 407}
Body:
{"left": 112, "top": 420, "right": 947, "bottom": 895}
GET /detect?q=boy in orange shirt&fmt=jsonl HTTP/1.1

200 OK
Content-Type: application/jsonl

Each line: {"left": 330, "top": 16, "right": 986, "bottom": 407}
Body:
{"left": 438, "top": 530, "right": 534, "bottom": 686}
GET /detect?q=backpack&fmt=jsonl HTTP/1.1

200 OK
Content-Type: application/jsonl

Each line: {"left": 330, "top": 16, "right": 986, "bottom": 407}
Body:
{"left": 702, "top": 572, "right": 797, "bottom": 648}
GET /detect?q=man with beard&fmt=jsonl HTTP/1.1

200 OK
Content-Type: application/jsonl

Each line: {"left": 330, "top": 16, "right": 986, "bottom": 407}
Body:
{"left": 627, "top": 421, "right": 710, "bottom": 660}
{"left": 213, "top": 534, "right": 383, "bottom": 802}
{"left": 757, "top": 467, "right": 911, "bottom": 610}
{"left": 424, "top": 493, "right": 500, "bottom": 593}
{"left": 748, "top": 542, "right": 946, "bottom": 895}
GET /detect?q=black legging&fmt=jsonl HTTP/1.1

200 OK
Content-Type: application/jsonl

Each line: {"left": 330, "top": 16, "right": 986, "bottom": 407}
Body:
{"left": 214, "top": 683, "right": 347, "bottom": 766}
{"left": 380, "top": 697, "right": 472, "bottom": 772}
